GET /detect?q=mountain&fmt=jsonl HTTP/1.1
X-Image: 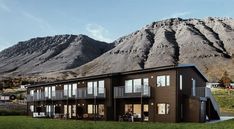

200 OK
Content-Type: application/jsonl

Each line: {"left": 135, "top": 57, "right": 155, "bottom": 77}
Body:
{"left": 60, "top": 17, "right": 233, "bottom": 82}
{"left": 0, "top": 34, "right": 113, "bottom": 79}
{"left": 0, "top": 17, "right": 234, "bottom": 82}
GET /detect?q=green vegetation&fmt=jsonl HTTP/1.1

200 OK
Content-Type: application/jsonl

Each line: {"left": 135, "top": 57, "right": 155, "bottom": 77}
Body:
{"left": 0, "top": 116, "right": 233, "bottom": 129}
{"left": 212, "top": 88, "right": 234, "bottom": 115}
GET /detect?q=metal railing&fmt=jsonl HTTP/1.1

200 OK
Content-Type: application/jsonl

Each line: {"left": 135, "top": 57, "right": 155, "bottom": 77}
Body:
{"left": 114, "top": 85, "right": 151, "bottom": 99}
{"left": 193, "top": 87, "right": 220, "bottom": 116}
{"left": 27, "top": 88, "right": 106, "bottom": 102}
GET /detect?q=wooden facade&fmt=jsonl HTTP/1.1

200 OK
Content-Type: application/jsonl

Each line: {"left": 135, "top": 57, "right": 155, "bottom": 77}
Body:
{"left": 27, "top": 64, "right": 220, "bottom": 122}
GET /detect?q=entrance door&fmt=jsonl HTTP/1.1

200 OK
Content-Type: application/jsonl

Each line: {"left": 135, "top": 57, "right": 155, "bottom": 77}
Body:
{"left": 200, "top": 101, "right": 206, "bottom": 122}
{"left": 77, "top": 106, "right": 84, "bottom": 119}
{"left": 143, "top": 104, "right": 149, "bottom": 121}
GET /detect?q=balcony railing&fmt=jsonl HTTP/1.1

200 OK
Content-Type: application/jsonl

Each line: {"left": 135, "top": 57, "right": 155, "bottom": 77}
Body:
{"left": 114, "top": 85, "right": 151, "bottom": 99}
{"left": 27, "top": 88, "right": 106, "bottom": 102}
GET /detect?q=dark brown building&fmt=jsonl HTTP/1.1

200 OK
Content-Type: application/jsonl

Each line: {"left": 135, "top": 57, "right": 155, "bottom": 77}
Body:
{"left": 26, "top": 64, "right": 220, "bottom": 122}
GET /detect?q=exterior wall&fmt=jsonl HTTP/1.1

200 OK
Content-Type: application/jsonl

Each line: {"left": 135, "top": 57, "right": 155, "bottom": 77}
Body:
{"left": 112, "top": 69, "right": 178, "bottom": 122}
{"left": 27, "top": 66, "right": 209, "bottom": 123}
{"left": 177, "top": 68, "right": 207, "bottom": 122}
{"left": 183, "top": 97, "right": 203, "bottom": 122}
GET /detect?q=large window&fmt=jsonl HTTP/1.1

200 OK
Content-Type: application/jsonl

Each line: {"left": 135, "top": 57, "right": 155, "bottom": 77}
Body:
{"left": 98, "top": 104, "right": 105, "bottom": 116}
{"left": 98, "top": 81, "right": 104, "bottom": 94}
{"left": 157, "top": 75, "right": 170, "bottom": 87}
{"left": 133, "top": 79, "right": 142, "bottom": 93}
{"left": 124, "top": 104, "right": 143, "bottom": 118}
{"left": 125, "top": 80, "right": 133, "bottom": 93}
{"left": 72, "top": 84, "right": 77, "bottom": 96}
{"left": 87, "top": 80, "right": 105, "bottom": 95}
{"left": 87, "top": 82, "right": 93, "bottom": 94}
{"left": 88, "top": 104, "right": 93, "bottom": 114}
{"left": 72, "top": 105, "right": 76, "bottom": 117}
{"left": 64, "top": 85, "right": 68, "bottom": 96}
{"left": 52, "top": 86, "right": 56, "bottom": 97}
{"left": 30, "top": 90, "right": 34, "bottom": 96}
{"left": 30, "top": 105, "right": 34, "bottom": 112}
{"left": 125, "top": 78, "right": 149, "bottom": 93}
{"left": 157, "top": 103, "right": 170, "bottom": 115}
{"left": 125, "top": 104, "right": 133, "bottom": 114}
{"left": 133, "top": 104, "right": 141, "bottom": 118}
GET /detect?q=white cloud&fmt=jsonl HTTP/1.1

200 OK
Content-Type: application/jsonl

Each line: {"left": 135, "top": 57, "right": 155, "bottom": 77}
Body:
{"left": 86, "top": 24, "right": 112, "bottom": 42}
{"left": 0, "top": 0, "right": 11, "bottom": 12}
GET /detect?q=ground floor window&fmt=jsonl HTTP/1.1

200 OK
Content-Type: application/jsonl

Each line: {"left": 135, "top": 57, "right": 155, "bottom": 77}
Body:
{"left": 125, "top": 104, "right": 141, "bottom": 117}
{"left": 30, "top": 105, "right": 34, "bottom": 112}
{"left": 157, "top": 103, "right": 170, "bottom": 115}
{"left": 72, "top": 105, "right": 76, "bottom": 117}
{"left": 87, "top": 104, "right": 105, "bottom": 116}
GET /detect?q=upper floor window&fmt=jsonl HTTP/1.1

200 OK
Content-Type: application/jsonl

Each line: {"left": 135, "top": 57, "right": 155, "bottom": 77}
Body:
{"left": 125, "top": 78, "right": 149, "bottom": 93}
{"left": 125, "top": 80, "right": 133, "bottom": 93}
{"left": 157, "top": 75, "right": 170, "bottom": 87}
{"left": 87, "top": 80, "right": 105, "bottom": 95}
{"left": 30, "top": 90, "right": 34, "bottom": 96}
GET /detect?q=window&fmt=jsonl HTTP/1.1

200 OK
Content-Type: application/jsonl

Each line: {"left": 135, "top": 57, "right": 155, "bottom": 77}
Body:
{"left": 192, "top": 78, "right": 196, "bottom": 96}
{"left": 64, "top": 85, "right": 68, "bottom": 96}
{"left": 36, "top": 90, "right": 40, "bottom": 99}
{"left": 98, "top": 104, "right": 105, "bottom": 115}
{"left": 98, "top": 80, "right": 104, "bottom": 94}
{"left": 157, "top": 103, "right": 170, "bottom": 115}
{"left": 133, "top": 79, "right": 142, "bottom": 93}
{"left": 133, "top": 104, "right": 141, "bottom": 118}
{"left": 157, "top": 75, "right": 170, "bottom": 87}
{"left": 180, "top": 75, "right": 183, "bottom": 90}
{"left": 125, "top": 80, "right": 133, "bottom": 93}
{"left": 64, "top": 105, "right": 67, "bottom": 115}
{"left": 30, "top": 105, "right": 34, "bottom": 112}
{"left": 87, "top": 80, "right": 105, "bottom": 95}
{"left": 72, "top": 83, "right": 77, "bottom": 96}
{"left": 72, "top": 105, "right": 76, "bottom": 117}
{"left": 87, "top": 82, "right": 93, "bottom": 94}
{"left": 52, "top": 86, "right": 56, "bottom": 97}
{"left": 30, "top": 90, "right": 34, "bottom": 96}
{"left": 93, "top": 81, "right": 98, "bottom": 96}
{"left": 68, "top": 84, "right": 72, "bottom": 97}
{"left": 45, "top": 87, "right": 48, "bottom": 97}
{"left": 125, "top": 104, "right": 133, "bottom": 114}
{"left": 143, "top": 78, "right": 149, "bottom": 95}
{"left": 88, "top": 104, "right": 93, "bottom": 114}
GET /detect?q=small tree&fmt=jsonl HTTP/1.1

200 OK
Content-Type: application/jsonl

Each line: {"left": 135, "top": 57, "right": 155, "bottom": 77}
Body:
{"left": 218, "top": 71, "right": 232, "bottom": 88}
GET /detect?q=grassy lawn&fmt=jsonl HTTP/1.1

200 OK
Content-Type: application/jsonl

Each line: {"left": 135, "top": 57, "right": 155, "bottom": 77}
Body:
{"left": 0, "top": 116, "right": 233, "bottom": 129}
{"left": 212, "top": 88, "right": 234, "bottom": 114}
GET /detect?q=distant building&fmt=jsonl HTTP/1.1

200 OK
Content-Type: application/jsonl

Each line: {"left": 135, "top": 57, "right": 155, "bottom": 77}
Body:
{"left": 206, "top": 83, "right": 219, "bottom": 88}
{"left": 26, "top": 64, "right": 220, "bottom": 123}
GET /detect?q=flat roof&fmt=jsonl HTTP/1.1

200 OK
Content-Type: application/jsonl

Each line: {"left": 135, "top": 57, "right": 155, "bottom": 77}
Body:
{"left": 27, "top": 64, "right": 208, "bottom": 88}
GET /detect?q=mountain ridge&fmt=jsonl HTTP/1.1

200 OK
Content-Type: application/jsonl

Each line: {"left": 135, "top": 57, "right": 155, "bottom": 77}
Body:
{"left": 0, "top": 17, "right": 233, "bottom": 82}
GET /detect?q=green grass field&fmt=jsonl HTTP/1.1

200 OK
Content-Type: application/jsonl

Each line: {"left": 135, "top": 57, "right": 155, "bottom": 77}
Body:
{"left": 0, "top": 116, "right": 233, "bottom": 129}
{"left": 212, "top": 88, "right": 234, "bottom": 115}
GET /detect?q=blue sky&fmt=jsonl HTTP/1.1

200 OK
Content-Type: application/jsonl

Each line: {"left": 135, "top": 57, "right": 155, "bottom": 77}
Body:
{"left": 0, "top": 0, "right": 234, "bottom": 51}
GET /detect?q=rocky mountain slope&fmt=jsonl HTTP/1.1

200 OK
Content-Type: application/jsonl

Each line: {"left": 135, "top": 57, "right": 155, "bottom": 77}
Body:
{"left": 0, "top": 17, "right": 233, "bottom": 82}
{"left": 60, "top": 17, "right": 233, "bottom": 81}
{"left": 0, "top": 34, "right": 113, "bottom": 79}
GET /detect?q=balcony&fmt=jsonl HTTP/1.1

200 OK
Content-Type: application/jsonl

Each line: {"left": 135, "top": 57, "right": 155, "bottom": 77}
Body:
{"left": 27, "top": 88, "right": 106, "bottom": 102}
{"left": 114, "top": 85, "right": 151, "bottom": 99}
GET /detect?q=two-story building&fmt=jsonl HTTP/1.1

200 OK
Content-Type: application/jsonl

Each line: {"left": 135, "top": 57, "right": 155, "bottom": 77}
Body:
{"left": 27, "top": 64, "right": 220, "bottom": 122}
